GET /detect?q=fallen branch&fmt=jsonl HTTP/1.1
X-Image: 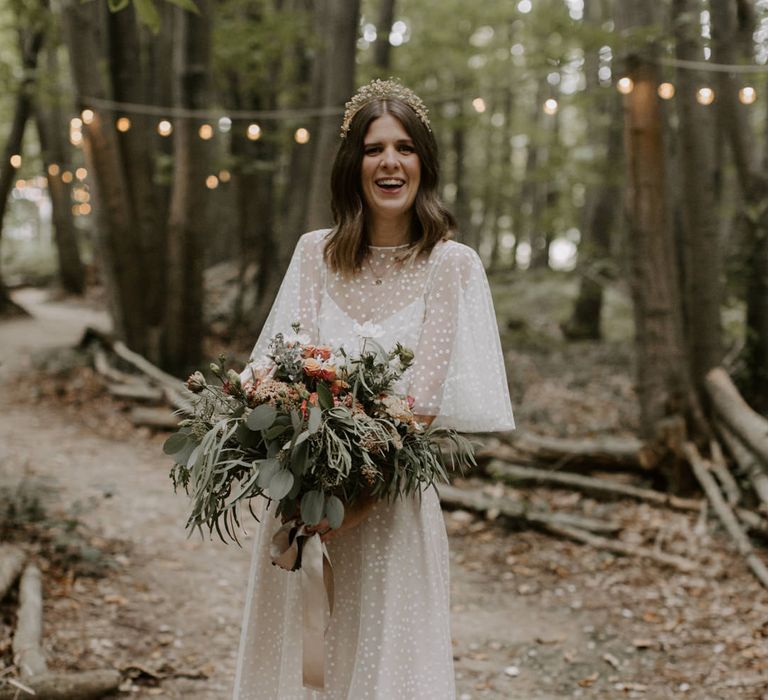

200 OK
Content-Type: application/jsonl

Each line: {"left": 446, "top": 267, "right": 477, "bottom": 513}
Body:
{"left": 501, "top": 432, "right": 647, "bottom": 470}
{"left": 438, "top": 483, "right": 619, "bottom": 534}
{"left": 13, "top": 563, "right": 47, "bottom": 679}
{"left": 717, "top": 420, "right": 768, "bottom": 512}
{"left": 542, "top": 522, "right": 697, "bottom": 572}
{"left": 129, "top": 406, "right": 181, "bottom": 430}
{"left": 708, "top": 438, "right": 740, "bottom": 507}
{"left": 0, "top": 670, "right": 122, "bottom": 699}
{"left": 486, "top": 461, "right": 700, "bottom": 511}
{"left": 705, "top": 367, "right": 768, "bottom": 467}
{"left": 683, "top": 442, "right": 768, "bottom": 588}
{"left": 0, "top": 545, "right": 25, "bottom": 601}
{"left": 107, "top": 383, "right": 164, "bottom": 403}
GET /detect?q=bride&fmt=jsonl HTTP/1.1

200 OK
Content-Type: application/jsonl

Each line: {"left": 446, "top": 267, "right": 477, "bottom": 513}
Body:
{"left": 232, "top": 78, "right": 514, "bottom": 699}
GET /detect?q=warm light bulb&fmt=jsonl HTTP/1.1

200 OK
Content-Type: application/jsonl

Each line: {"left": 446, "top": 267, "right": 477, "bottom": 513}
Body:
{"left": 70, "top": 130, "right": 83, "bottom": 146}
{"left": 199, "top": 124, "right": 214, "bottom": 140}
{"left": 81, "top": 109, "right": 94, "bottom": 125}
{"left": 205, "top": 175, "right": 219, "bottom": 189}
{"left": 247, "top": 123, "right": 262, "bottom": 140}
{"left": 696, "top": 87, "right": 715, "bottom": 105}
{"left": 48, "top": 163, "right": 60, "bottom": 177}
{"left": 543, "top": 98, "right": 559, "bottom": 115}
{"left": 116, "top": 117, "right": 131, "bottom": 132}
{"left": 158, "top": 120, "right": 173, "bottom": 136}
{"left": 62, "top": 171, "right": 73, "bottom": 183}
{"left": 218, "top": 169, "right": 231, "bottom": 183}
{"left": 472, "top": 97, "right": 486, "bottom": 113}
{"left": 616, "top": 77, "right": 634, "bottom": 94}
{"left": 9, "top": 154, "right": 21, "bottom": 168}
{"left": 218, "top": 116, "right": 232, "bottom": 133}
{"left": 81, "top": 203, "right": 92, "bottom": 215}
{"left": 75, "top": 167, "right": 87, "bottom": 180}
{"left": 15, "top": 179, "right": 26, "bottom": 189}
{"left": 294, "top": 127, "right": 310, "bottom": 144}
{"left": 657, "top": 82, "right": 675, "bottom": 100}
{"left": 70, "top": 117, "right": 83, "bottom": 129}
{"left": 739, "top": 86, "right": 757, "bottom": 105}
{"left": 72, "top": 204, "right": 80, "bottom": 216}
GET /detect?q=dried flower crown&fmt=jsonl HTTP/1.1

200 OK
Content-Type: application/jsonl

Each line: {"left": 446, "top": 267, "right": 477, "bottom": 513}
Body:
{"left": 339, "top": 78, "right": 431, "bottom": 139}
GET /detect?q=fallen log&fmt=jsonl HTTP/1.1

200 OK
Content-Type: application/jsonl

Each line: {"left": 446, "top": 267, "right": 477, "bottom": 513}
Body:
{"left": 438, "top": 483, "right": 620, "bottom": 534}
{"left": 13, "top": 563, "right": 47, "bottom": 679}
{"left": 129, "top": 406, "right": 181, "bottom": 430}
{"left": 0, "top": 670, "right": 122, "bottom": 699}
{"left": 705, "top": 367, "right": 768, "bottom": 467}
{"left": 0, "top": 545, "right": 25, "bottom": 600}
{"left": 708, "top": 439, "right": 740, "bottom": 507}
{"left": 542, "top": 522, "right": 697, "bottom": 572}
{"left": 486, "top": 460, "right": 768, "bottom": 536}
{"left": 717, "top": 420, "right": 768, "bottom": 512}
{"left": 486, "top": 461, "right": 701, "bottom": 510}
{"left": 683, "top": 442, "right": 768, "bottom": 588}
{"left": 496, "top": 431, "right": 647, "bottom": 470}
{"left": 107, "top": 383, "right": 164, "bottom": 403}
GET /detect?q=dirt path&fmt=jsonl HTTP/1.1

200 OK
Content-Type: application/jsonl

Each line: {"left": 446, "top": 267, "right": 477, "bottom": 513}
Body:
{"left": 2, "top": 290, "right": 764, "bottom": 700}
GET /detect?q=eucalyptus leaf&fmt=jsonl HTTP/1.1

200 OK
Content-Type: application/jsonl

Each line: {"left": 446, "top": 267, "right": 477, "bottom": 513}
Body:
{"left": 308, "top": 406, "right": 322, "bottom": 434}
{"left": 324, "top": 495, "right": 345, "bottom": 529}
{"left": 265, "top": 424, "right": 290, "bottom": 440}
{"left": 163, "top": 432, "right": 188, "bottom": 456}
{"left": 246, "top": 404, "right": 277, "bottom": 431}
{"left": 256, "top": 458, "right": 281, "bottom": 489}
{"left": 316, "top": 382, "right": 333, "bottom": 410}
{"left": 300, "top": 490, "right": 325, "bottom": 526}
{"left": 268, "top": 469, "right": 294, "bottom": 500}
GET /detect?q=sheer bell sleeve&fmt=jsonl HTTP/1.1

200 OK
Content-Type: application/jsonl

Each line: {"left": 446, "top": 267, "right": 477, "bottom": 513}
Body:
{"left": 407, "top": 243, "right": 515, "bottom": 433}
{"left": 239, "top": 229, "right": 327, "bottom": 383}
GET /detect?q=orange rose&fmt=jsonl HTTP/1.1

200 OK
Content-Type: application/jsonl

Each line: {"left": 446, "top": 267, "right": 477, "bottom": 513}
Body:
{"left": 315, "top": 346, "right": 333, "bottom": 360}
{"left": 303, "top": 358, "right": 323, "bottom": 377}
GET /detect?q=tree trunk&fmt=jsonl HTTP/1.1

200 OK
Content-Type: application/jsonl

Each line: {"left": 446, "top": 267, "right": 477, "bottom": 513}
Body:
{"left": 563, "top": 0, "right": 621, "bottom": 339}
{"left": 617, "top": 1, "right": 690, "bottom": 437}
{"left": 451, "top": 99, "right": 472, "bottom": 244}
{"left": 63, "top": 0, "right": 152, "bottom": 354}
{"left": 162, "top": 0, "right": 212, "bottom": 375}
{"left": 672, "top": 0, "right": 723, "bottom": 394}
{"left": 35, "top": 45, "right": 85, "bottom": 296}
{"left": 710, "top": 0, "right": 768, "bottom": 412}
{"left": 0, "top": 5, "right": 44, "bottom": 316}
{"left": 372, "top": 0, "right": 396, "bottom": 72}
{"left": 305, "top": 0, "right": 360, "bottom": 232}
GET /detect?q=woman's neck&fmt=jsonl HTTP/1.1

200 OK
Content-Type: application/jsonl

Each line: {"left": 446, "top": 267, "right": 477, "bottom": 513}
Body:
{"left": 366, "top": 213, "right": 412, "bottom": 247}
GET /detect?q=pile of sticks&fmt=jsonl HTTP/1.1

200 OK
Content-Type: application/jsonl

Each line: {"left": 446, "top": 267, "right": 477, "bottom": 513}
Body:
{"left": 0, "top": 545, "right": 121, "bottom": 699}
{"left": 442, "top": 366, "right": 768, "bottom": 587}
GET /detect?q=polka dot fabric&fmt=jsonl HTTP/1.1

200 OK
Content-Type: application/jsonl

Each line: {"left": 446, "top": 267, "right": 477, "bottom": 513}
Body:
{"left": 232, "top": 229, "right": 514, "bottom": 699}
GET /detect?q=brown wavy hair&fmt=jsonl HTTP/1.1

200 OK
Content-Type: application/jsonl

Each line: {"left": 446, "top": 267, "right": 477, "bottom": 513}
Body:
{"left": 324, "top": 96, "right": 457, "bottom": 276}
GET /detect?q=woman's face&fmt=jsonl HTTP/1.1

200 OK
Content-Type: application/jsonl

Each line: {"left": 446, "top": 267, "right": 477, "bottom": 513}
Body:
{"left": 360, "top": 112, "right": 421, "bottom": 223}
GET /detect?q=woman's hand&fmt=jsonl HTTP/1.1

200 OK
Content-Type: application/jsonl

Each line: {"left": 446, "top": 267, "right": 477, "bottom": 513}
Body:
{"left": 306, "top": 493, "right": 377, "bottom": 544}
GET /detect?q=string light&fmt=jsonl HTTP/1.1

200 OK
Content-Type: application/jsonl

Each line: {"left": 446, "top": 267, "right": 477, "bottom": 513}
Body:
{"left": 70, "top": 117, "right": 82, "bottom": 129}
{"left": 75, "top": 167, "right": 87, "bottom": 180}
{"left": 9, "top": 154, "right": 21, "bottom": 168}
{"left": 205, "top": 175, "right": 219, "bottom": 189}
{"left": 157, "top": 120, "right": 173, "bottom": 136}
{"left": 48, "top": 163, "right": 60, "bottom": 176}
{"left": 616, "top": 77, "right": 634, "bottom": 94}
{"left": 218, "top": 116, "right": 232, "bottom": 133}
{"left": 62, "top": 171, "right": 73, "bottom": 183}
{"left": 739, "top": 86, "right": 757, "bottom": 104}
{"left": 247, "top": 123, "right": 262, "bottom": 140}
{"left": 696, "top": 87, "right": 715, "bottom": 105}
{"left": 218, "top": 169, "right": 231, "bottom": 183}
{"left": 15, "top": 179, "right": 26, "bottom": 189}
{"left": 294, "top": 127, "right": 310, "bottom": 144}
{"left": 543, "top": 98, "right": 559, "bottom": 115}
{"left": 116, "top": 117, "right": 131, "bottom": 132}
{"left": 81, "top": 203, "right": 92, "bottom": 215}
{"left": 199, "top": 123, "right": 214, "bottom": 140}
{"left": 81, "top": 109, "right": 94, "bottom": 125}
{"left": 658, "top": 82, "right": 676, "bottom": 99}
{"left": 472, "top": 97, "right": 486, "bottom": 113}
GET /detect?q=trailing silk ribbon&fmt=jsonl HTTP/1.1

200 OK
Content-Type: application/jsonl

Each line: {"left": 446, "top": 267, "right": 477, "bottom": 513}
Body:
{"left": 270, "top": 520, "right": 335, "bottom": 690}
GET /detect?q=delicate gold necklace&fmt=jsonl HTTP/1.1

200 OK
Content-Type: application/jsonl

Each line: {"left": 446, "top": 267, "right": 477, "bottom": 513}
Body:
{"left": 366, "top": 249, "right": 408, "bottom": 286}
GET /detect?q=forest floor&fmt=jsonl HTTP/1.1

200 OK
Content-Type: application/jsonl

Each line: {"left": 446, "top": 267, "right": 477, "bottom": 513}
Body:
{"left": 1, "top": 284, "right": 767, "bottom": 700}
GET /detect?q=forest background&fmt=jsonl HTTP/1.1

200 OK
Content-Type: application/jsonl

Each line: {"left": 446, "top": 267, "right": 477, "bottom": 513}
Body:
{"left": 2, "top": 0, "right": 768, "bottom": 697}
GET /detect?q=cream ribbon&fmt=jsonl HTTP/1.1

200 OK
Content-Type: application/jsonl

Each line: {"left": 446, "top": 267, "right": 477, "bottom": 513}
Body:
{"left": 270, "top": 520, "right": 335, "bottom": 690}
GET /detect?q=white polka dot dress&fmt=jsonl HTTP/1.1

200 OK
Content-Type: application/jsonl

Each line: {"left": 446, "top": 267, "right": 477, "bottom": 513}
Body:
{"left": 232, "top": 229, "right": 514, "bottom": 699}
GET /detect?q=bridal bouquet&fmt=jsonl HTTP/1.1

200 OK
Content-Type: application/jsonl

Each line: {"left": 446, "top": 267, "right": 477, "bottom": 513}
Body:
{"left": 164, "top": 323, "right": 476, "bottom": 546}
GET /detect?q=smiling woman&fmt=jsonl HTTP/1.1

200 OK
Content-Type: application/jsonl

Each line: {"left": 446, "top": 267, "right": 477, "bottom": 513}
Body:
{"left": 232, "top": 78, "right": 515, "bottom": 700}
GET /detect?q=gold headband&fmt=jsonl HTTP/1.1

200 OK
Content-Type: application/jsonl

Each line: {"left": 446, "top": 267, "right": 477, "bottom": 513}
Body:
{"left": 339, "top": 78, "right": 431, "bottom": 139}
